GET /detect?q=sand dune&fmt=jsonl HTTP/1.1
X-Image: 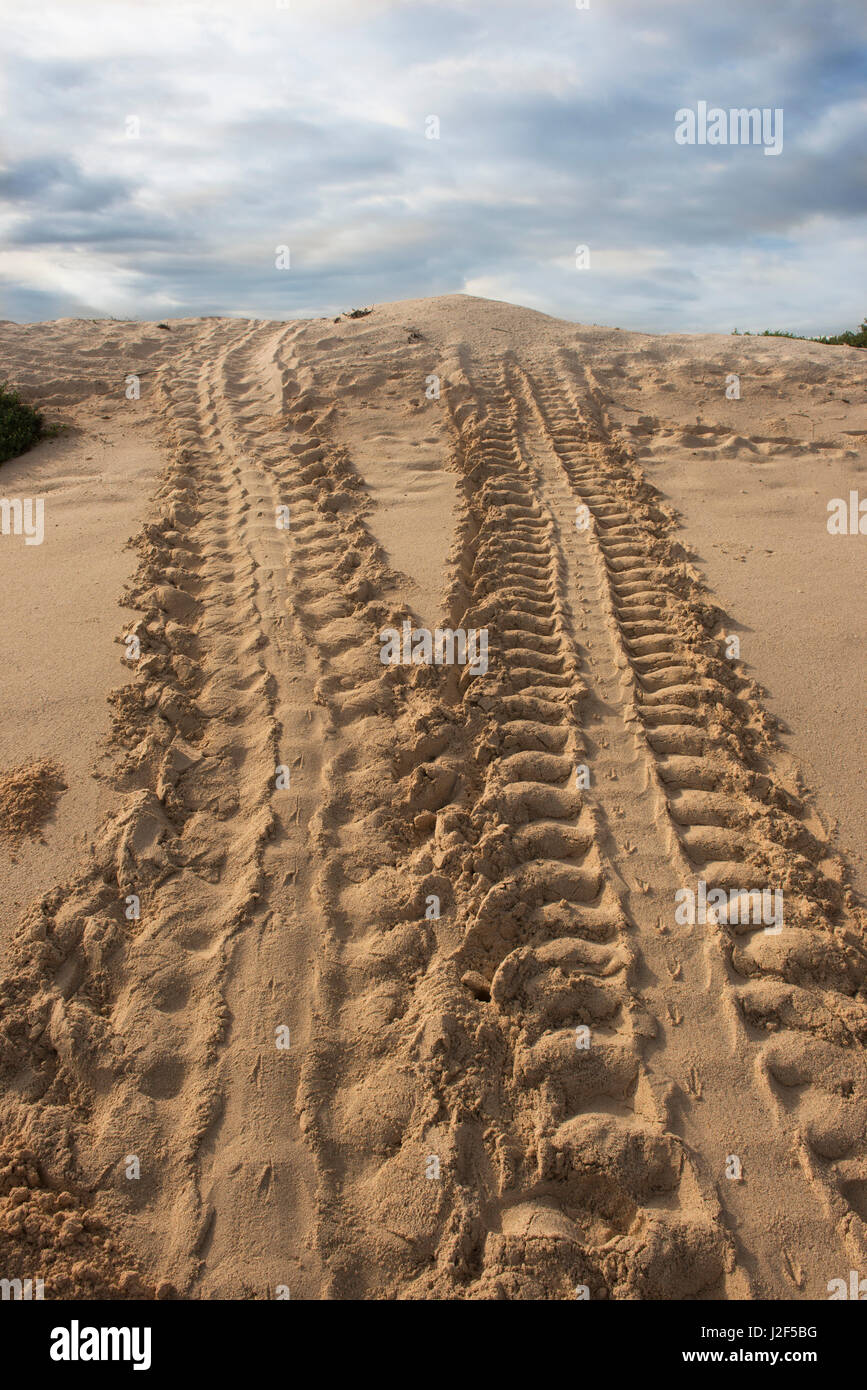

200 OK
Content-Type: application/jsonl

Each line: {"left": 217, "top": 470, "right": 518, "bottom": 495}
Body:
{"left": 0, "top": 295, "right": 865, "bottom": 1299}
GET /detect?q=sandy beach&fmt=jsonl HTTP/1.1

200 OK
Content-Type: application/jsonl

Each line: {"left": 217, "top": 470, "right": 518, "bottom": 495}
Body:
{"left": 0, "top": 294, "right": 865, "bottom": 1300}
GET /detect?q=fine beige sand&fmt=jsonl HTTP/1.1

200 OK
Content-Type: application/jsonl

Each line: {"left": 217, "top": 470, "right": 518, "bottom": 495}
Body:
{"left": 0, "top": 294, "right": 864, "bottom": 1300}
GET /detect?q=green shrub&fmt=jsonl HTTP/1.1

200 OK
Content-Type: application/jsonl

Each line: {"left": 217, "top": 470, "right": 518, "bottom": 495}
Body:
{"left": 0, "top": 383, "right": 44, "bottom": 464}
{"left": 819, "top": 318, "right": 867, "bottom": 348}
{"left": 735, "top": 317, "right": 867, "bottom": 348}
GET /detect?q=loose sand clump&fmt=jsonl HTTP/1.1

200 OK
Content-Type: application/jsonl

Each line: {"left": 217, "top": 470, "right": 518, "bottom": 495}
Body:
{"left": 0, "top": 760, "right": 67, "bottom": 841}
{"left": 0, "top": 1138, "right": 161, "bottom": 1300}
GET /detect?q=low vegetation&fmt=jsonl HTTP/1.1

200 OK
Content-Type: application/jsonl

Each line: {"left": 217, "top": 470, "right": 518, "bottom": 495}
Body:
{"left": 0, "top": 382, "right": 45, "bottom": 464}
{"left": 733, "top": 316, "right": 867, "bottom": 348}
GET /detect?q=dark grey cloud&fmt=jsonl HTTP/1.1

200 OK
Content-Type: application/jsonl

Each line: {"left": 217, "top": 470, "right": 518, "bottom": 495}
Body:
{"left": 0, "top": 156, "right": 130, "bottom": 211}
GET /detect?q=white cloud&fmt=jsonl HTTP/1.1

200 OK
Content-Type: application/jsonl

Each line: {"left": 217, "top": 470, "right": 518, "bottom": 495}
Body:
{"left": 0, "top": 247, "right": 180, "bottom": 315}
{"left": 1, "top": 0, "right": 865, "bottom": 332}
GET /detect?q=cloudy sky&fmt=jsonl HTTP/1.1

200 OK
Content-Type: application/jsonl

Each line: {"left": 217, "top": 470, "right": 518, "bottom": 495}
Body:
{"left": 1, "top": 0, "right": 864, "bottom": 332}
